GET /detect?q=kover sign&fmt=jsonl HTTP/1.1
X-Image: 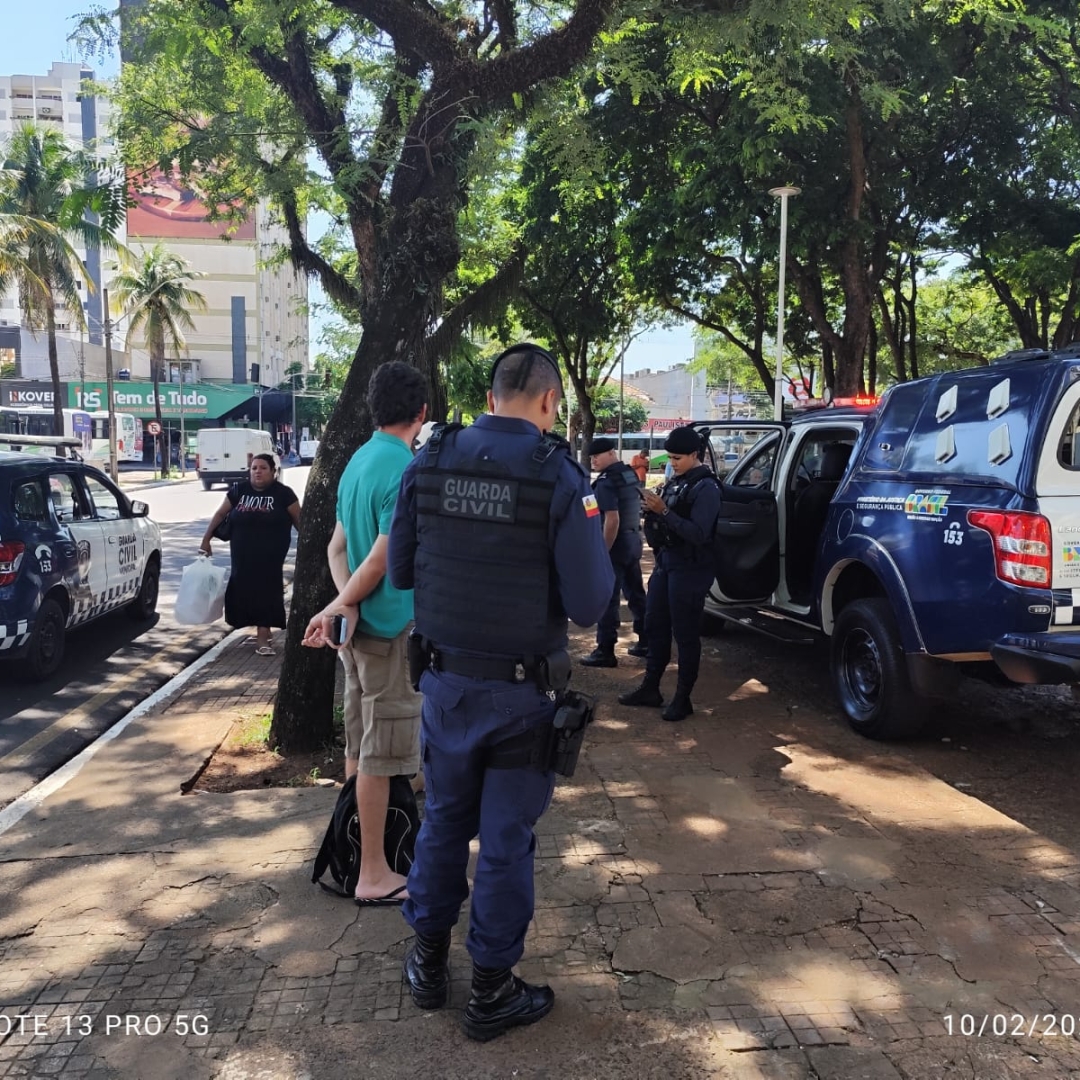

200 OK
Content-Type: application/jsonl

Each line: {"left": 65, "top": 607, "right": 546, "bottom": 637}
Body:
{"left": 70, "top": 380, "right": 252, "bottom": 419}
{"left": 1, "top": 381, "right": 58, "bottom": 408}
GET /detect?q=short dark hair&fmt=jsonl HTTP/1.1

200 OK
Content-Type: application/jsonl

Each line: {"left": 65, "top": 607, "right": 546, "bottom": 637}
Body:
{"left": 367, "top": 362, "right": 428, "bottom": 427}
{"left": 491, "top": 344, "right": 562, "bottom": 403}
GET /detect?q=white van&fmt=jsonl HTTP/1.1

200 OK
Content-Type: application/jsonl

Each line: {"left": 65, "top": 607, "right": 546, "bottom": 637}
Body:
{"left": 196, "top": 429, "right": 281, "bottom": 490}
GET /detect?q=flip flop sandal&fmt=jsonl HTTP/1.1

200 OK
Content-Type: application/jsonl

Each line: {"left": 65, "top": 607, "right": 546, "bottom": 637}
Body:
{"left": 255, "top": 646, "right": 275, "bottom": 656}
{"left": 354, "top": 884, "right": 408, "bottom": 907}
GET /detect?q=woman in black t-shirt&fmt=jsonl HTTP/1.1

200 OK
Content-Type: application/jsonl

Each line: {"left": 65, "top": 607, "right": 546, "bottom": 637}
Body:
{"left": 201, "top": 454, "right": 301, "bottom": 654}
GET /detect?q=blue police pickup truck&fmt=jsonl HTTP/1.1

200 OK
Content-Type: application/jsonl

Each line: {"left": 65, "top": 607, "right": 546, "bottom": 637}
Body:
{"left": 697, "top": 344, "right": 1080, "bottom": 739}
{"left": 0, "top": 450, "right": 162, "bottom": 680}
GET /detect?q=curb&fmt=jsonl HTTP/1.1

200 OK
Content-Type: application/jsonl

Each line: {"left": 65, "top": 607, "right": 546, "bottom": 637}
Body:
{"left": 0, "top": 627, "right": 246, "bottom": 838}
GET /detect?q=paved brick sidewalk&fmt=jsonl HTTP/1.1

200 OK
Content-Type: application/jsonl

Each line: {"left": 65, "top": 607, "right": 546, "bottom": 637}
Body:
{"left": 4, "top": 630, "right": 1080, "bottom": 1078}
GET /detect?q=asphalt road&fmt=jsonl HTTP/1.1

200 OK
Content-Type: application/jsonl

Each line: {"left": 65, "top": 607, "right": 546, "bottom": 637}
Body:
{"left": 0, "top": 465, "right": 311, "bottom": 809}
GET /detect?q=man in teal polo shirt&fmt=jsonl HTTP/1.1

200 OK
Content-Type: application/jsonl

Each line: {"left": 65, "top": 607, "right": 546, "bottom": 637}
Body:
{"left": 304, "top": 361, "right": 428, "bottom": 906}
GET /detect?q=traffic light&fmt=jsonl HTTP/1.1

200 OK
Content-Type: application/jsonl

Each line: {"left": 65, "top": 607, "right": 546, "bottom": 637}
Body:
{"left": 250, "top": 363, "right": 260, "bottom": 384}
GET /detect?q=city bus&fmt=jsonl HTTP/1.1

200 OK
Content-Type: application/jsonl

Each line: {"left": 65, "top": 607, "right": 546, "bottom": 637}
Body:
{"left": 616, "top": 432, "right": 669, "bottom": 468}
{"left": 0, "top": 407, "right": 94, "bottom": 458}
{"left": 0, "top": 407, "right": 145, "bottom": 466}
{"left": 89, "top": 411, "right": 143, "bottom": 464}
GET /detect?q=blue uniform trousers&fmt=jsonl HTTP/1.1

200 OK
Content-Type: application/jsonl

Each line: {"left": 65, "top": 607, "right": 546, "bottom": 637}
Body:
{"left": 597, "top": 540, "right": 647, "bottom": 649}
{"left": 644, "top": 555, "right": 716, "bottom": 691}
{"left": 403, "top": 668, "right": 557, "bottom": 969}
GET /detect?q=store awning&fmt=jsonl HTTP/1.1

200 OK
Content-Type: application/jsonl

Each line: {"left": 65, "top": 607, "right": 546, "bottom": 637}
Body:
{"left": 216, "top": 390, "right": 292, "bottom": 424}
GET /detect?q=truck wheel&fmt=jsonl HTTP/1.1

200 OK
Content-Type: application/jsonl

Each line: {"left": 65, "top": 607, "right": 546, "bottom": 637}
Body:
{"left": 24, "top": 598, "right": 66, "bottom": 681}
{"left": 201, "top": 479, "right": 213, "bottom": 491}
{"left": 127, "top": 558, "right": 160, "bottom": 621}
{"left": 831, "top": 598, "right": 923, "bottom": 739}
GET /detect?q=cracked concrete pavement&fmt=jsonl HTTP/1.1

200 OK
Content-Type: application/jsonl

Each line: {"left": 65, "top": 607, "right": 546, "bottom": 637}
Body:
{"left": 4, "top": 628, "right": 1080, "bottom": 1078}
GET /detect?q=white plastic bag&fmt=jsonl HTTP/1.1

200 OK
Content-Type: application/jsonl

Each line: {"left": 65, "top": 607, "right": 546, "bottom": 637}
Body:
{"left": 175, "top": 557, "right": 228, "bottom": 625}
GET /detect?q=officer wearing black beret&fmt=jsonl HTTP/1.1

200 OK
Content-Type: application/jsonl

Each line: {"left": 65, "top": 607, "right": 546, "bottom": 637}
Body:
{"left": 387, "top": 343, "right": 614, "bottom": 1041}
{"left": 579, "top": 436, "right": 648, "bottom": 667}
{"left": 619, "top": 425, "right": 721, "bottom": 721}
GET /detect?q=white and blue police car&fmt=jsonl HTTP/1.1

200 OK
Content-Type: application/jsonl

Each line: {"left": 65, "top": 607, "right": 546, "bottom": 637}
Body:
{"left": 696, "top": 343, "right": 1080, "bottom": 739}
{"left": 0, "top": 444, "right": 162, "bottom": 679}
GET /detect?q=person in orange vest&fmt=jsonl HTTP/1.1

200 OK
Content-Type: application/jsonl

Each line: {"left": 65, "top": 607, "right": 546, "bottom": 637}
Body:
{"left": 630, "top": 448, "right": 649, "bottom": 484}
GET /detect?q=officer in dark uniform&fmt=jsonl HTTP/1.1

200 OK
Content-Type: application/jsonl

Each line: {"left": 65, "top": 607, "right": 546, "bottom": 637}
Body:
{"left": 387, "top": 343, "right": 614, "bottom": 1041}
{"left": 580, "top": 436, "right": 648, "bottom": 667}
{"left": 619, "top": 425, "right": 721, "bottom": 722}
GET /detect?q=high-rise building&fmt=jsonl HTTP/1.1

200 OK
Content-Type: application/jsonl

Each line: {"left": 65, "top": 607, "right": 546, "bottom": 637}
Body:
{"left": 125, "top": 168, "right": 306, "bottom": 388}
{"left": 0, "top": 61, "right": 308, "bottom": 394}
{"left": 0, "top": 62, "right": 118, "bottom": 373}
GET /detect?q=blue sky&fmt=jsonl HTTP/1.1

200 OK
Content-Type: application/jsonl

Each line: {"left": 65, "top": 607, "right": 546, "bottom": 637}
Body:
{"left": 1, "top": 1, "right": 118, "bottom": 79}
{"left": 3, "top": 4, "right": 694, "bottom": 374}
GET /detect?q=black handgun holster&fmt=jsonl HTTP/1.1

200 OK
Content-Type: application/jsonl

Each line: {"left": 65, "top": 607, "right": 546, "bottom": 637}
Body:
{"left": 407, "top": 629, "right": 429, "bottom": 691}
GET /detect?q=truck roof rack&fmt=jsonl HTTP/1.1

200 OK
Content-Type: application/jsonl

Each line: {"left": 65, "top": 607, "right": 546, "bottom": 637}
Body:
{"left": 1051, "top": 342, "right": 1080, "bottom": 361}
{"left": 0, "top": 434, "right": 85, "bottom": 459}
{"left": 992, "top": 348, "right": 1051, "bottom": 364}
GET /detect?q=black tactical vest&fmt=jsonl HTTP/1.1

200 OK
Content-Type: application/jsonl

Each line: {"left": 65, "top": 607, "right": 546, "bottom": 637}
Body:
{"left": 412, "top": 424, "right": 570, "bottom": 657}
{"left": 594, "top": 461, "right": 642, "bottom": 534}
{"left": 643, "top": 464, "right": 717, "bottom": 552}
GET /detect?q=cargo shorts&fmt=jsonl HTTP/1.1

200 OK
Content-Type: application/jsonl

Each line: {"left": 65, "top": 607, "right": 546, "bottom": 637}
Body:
{"left": 340, "top": 627, "right": 422, "bottom": 777}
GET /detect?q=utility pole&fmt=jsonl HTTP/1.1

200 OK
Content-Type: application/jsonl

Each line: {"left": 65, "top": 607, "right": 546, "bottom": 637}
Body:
{"left": 178, "top": 360, "right": 186, "bottom": 478}
{"left": 618, "top": 351, "right": 625, "bottom": 457}
{"left": 102, "top": 288, "right": 118, "bottom": 483}
{"left": 291, "top": 372, "right": 298, "bottom": 458}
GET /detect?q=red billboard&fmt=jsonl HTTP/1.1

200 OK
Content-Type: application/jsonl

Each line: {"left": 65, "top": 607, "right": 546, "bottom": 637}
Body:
{"left": 127, "top": 167, "right": 255, "bottom": 240}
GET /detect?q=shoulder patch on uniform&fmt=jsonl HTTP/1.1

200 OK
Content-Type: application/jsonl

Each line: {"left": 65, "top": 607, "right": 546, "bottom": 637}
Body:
{"left": 582, "top": 494, "right": 600, "bottom": 518}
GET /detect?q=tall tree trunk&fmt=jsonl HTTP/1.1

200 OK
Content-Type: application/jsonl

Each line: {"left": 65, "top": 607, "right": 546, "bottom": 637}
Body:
{"left": 46, "top": 297, "right": 64, "bottom": 435}
{"left": 1052, "top": 262, "right": 1080, "bottom": 349}
{"left": 875, "top": 284, "right": 906, "bottom": 382}
{"left": 907, "top": 257, "right": 919, "bottom": 380}
{"left": 152, "top": 330, "right": 168, "bottom": 477}
{"left": 866, "top": 320, "right": 877, "bottom": 396}
{"left": 833, "top": 91, "right": 874, "bottom": 397}
{"left": 270, "top": 315, "right": 413, "bottom": 752}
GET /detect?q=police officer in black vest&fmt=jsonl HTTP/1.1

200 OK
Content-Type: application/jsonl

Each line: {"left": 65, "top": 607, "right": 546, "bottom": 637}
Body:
{"left": 580, "top": 436, "right": 648, "bottom": 667}
{"left": 619, "top": 425, "right": 721, "bottom": 722}
{"left": 387, "top": 343, "right": 613, "bottom": 1041}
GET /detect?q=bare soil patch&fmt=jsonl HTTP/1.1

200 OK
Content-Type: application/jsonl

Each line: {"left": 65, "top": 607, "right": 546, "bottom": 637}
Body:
{"left": 195, "top": 708, "right": 347, "bottom": 793}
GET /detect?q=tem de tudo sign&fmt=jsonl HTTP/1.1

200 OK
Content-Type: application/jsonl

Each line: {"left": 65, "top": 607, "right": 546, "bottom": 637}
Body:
{"left": 70, "top": 380, "right": 249, "bottom": 419}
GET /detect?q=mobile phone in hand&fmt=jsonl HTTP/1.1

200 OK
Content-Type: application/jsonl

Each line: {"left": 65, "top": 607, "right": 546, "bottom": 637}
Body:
{"left": 330, "top": 614, "right": 349, "bottom": 646}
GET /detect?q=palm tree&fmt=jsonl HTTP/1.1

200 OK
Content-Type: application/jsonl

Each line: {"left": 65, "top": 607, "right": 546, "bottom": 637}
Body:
{"left": 110, "top": 244, "right": 206, "bottom": 476}
{"left": 0, "top": 124, "right": 125, "bottom": 430}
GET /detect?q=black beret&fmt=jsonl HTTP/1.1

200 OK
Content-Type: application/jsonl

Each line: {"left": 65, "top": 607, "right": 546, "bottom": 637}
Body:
{"left": 588, "top": 437, "right": 617, "bottom": 455}
{"left": 663, "top": 426, "right": 704, "bottom": 455}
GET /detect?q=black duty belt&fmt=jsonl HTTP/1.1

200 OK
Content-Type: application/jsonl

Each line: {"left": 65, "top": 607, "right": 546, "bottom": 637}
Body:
{"left": 431, "top": 649, "right": 537, "bottom": 684}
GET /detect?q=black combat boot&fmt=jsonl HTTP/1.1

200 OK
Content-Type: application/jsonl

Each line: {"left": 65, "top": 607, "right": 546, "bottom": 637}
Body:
{"left": 626, "top": 638, "right": 649, "bottom": 658}
{"left": 580, "top": 647, "right": 618, "bottom": 668}
{"left": 463, "top": 964, "right": 555, "bottom": 1042}
{"left": 403, "top": 931, "right": 451, "bottom": 1009}
{"left": 618, "top": 677, "right": 663, "bottom": 708}
{"left": 662, "top": 687, "right": 694, "bottom": 722}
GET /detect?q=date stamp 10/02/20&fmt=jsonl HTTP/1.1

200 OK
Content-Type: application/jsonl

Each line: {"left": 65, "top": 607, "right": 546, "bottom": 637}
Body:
{"left": 945, "top": 1013, "right": 1080, "bottom": 1038}
{"left": 0, "top": 1013, "right": 211, "bottom": 1038}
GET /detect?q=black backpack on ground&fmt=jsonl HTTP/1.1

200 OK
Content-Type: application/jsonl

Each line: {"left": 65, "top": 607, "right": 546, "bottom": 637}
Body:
{"left": 311, "top": 774, "right": 421, "bottom": 898}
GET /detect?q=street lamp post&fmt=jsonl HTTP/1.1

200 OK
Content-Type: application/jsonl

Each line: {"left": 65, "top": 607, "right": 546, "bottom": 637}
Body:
{"left": 769, "top": 185, "right": 801, "bottom": 422}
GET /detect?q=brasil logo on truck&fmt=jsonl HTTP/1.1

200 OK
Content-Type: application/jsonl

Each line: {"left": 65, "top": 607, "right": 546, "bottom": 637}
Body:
{"left": 903, "top": 492, "right": 950, "bottom": 517}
